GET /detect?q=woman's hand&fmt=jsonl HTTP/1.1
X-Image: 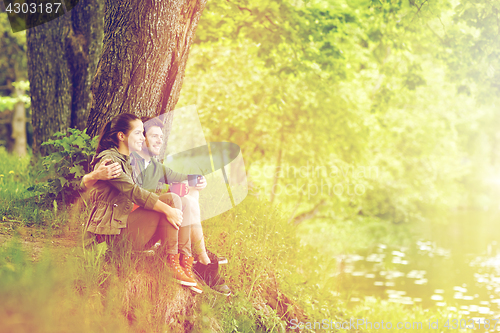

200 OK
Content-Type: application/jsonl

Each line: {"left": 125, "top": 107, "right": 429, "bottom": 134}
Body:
{"left": 153, "top": 200, "right": 183, "bottom": 230}
{"left": 164, "top": 205, "right": 183, "bottom": 230}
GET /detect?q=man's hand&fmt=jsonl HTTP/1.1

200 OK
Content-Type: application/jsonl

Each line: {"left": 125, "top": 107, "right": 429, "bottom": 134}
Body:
{"left": 194, "top": 176, "right": 207, "bottom": 190}
{"left": 82, "top": 159, "right": 123, "bottom": 190}
{"left": 95, "top": 158, "right": 122, "bottom": 180}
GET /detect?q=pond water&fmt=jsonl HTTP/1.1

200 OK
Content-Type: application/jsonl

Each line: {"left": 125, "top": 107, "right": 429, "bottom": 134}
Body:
{"left": 336, "top": 210, "right": 500, "bottom": 329}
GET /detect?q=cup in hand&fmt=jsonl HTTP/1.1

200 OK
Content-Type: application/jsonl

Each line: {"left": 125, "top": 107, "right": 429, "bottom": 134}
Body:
{"left": 169, "top": 182, "right": 189, "bottom": 197}
{"left": 188, "top": 174, "right": 202, "bottom": 187}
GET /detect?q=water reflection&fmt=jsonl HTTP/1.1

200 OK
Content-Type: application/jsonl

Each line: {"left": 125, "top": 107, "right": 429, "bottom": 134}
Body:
{"left": 339, "top": 237, "right": 500, "bottom": 325}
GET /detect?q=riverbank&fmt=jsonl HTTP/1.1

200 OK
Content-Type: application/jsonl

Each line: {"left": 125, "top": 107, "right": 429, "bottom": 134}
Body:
{"left": 0, "top": 148, "right": 474, "bottom": 332}
{"left": 1, "top": 201, "right": 478, "bottom": 332}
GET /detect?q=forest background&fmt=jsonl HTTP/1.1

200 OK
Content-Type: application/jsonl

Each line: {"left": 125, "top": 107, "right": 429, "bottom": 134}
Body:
{"left": 1, "top": 0, "right": 500, "bottom": 331}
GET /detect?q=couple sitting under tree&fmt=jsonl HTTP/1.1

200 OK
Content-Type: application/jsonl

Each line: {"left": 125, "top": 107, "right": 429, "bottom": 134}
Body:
{"left": 81, "top": 113, "right": 230, "bottom": 295}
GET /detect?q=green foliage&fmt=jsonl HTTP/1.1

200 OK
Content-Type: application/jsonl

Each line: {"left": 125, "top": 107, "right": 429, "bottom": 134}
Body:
{"left": 298, "top": 217, "right": 416, "bottom": 256}
{"left": 0, "top": 147, "right": 74, "bottom": 229}
{"left": 444, "top": 0, "right": 500, "bottom": 102}
{"left": 0, "top": 14, "right": 27, "bottom": 91}
{"left": 0, "top": 80, "right": 30, "bottom": 112}
{"left": 177, "top": 0, "right": 500, "bottom": 226}
{"left": 29, "top": 128, "right": 98, "bottom": 205}
{"left": 12, "top": 81, "right": 29, "bottom": 91}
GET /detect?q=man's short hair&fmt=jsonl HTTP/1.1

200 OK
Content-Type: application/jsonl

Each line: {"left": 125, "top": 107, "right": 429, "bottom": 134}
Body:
{"left": 141, "top": 116, "right": 164, "bottom": 134}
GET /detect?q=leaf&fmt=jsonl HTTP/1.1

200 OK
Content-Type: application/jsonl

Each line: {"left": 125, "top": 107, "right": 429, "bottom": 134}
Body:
{"left": 12, "top": 80, "right": 30, "bottom": 91}
{"left": 41, "top": 140, "right": 55, "bottom": 146}
{"left": 59, "top": 177, "right": 68, "bottom": 188}
{"left": 73, "top": 136, "right": 87, "bottom": 149}
{"left": 61, "top": 142, "right": 70, "bottom": 151}
{"left": 69, "top": 166, "right": 84, "bottom": 177}
{"left": 0, "top": 96, "right": 18, "bottom": 112}
{"left": 96, "top": 242, "right": 108, "bottom": 258}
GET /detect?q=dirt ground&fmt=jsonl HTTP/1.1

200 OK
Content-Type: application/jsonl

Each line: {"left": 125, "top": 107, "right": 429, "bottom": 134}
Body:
{"left": 0, "top": 223, "right": 80, "bottom": 262}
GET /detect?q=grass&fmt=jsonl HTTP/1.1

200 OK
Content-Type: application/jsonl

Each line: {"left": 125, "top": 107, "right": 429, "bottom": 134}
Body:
{"left": 0, "top": 149, "right": 474, "bottom": 332}
{"left": 296, "top": 216, "right": 418, "bottom": 257}
{"left": 0, "top": 146, "right": 315, "bottom": 331}
{"left": 0, "top": 194, "right": 309, "bottom": 332}
{"left": 0, "top": 147, "right": 72, "bottom": 234}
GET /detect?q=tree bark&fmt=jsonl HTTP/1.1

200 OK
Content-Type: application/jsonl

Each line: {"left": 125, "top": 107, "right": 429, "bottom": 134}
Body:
{"left": 11, "top": 86, "right": 27, "bottom": 156}
{"left": 67, "top": 0, "right": 105, "bottom": 130}
{"left": 86, "top": 0, "right": 207, "bottom": 139}
{"left": 26, "top": 0, "right": 104, "bottom": 155}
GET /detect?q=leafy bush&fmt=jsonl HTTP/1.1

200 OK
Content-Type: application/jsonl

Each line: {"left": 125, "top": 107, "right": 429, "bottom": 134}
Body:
{"left": 29, "top": 128, "right": 97, "bottom": 205}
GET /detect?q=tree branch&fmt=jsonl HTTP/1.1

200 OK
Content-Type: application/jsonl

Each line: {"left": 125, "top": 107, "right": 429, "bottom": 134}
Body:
{"left": 0, "top": 85, "right": 13, "bottom": 90}
{"left": 416, "top": 0, "right": 428, "bottom": 13}
{"left": 292, "top": 199, "right": 327, "bottom": 225}
{"left": 264, "top": 15, "right": 279, "bottom": 29}
{"left": 410, "top": 0, "right": 428, "bottom": 23}
{"left": 426, "top": 23, "right": 444, "bottom": 43}
{"left": 226, "top": 0, "right": 252, "bottom": 14}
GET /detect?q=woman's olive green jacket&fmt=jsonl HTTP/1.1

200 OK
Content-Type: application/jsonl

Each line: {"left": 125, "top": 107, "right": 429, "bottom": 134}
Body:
{"left": 81, "top": 148, "right": 159, "bottom": 235}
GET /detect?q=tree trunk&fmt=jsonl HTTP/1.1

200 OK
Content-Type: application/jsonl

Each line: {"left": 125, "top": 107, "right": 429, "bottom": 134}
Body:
{"left": 26, "top": 0, "right": 104, "bottom": 155}
{"left": 85, "top": 0, "right": 207, "bottom": 139}
{"left": 67, "top": 0, "right": 105, "bottom": 130}
{"left": 11, "top": 86, "right": 27, "bottom": 157}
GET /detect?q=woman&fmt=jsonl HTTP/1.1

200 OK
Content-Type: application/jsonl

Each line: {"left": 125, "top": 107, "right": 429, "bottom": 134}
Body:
{"left": 81, "top": 113, "right": 199, "bottom": 291}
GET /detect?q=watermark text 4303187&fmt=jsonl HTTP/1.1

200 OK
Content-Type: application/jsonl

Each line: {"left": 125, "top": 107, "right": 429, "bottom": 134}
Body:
{"left": 2, "top": 0, "right": 79, "bottom": 32}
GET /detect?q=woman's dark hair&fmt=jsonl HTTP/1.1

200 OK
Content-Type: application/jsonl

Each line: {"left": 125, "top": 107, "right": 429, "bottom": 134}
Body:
{"left": 95, "top": 113, "right": 140, "bottom": 156}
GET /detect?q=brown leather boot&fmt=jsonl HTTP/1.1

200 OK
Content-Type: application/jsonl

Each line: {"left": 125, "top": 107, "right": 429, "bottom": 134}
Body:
{"left": 167, "top": 253, "right": 196, "bottom": 287}
{"left": 180, "top": 254, "right": 203, "bottom": 293}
